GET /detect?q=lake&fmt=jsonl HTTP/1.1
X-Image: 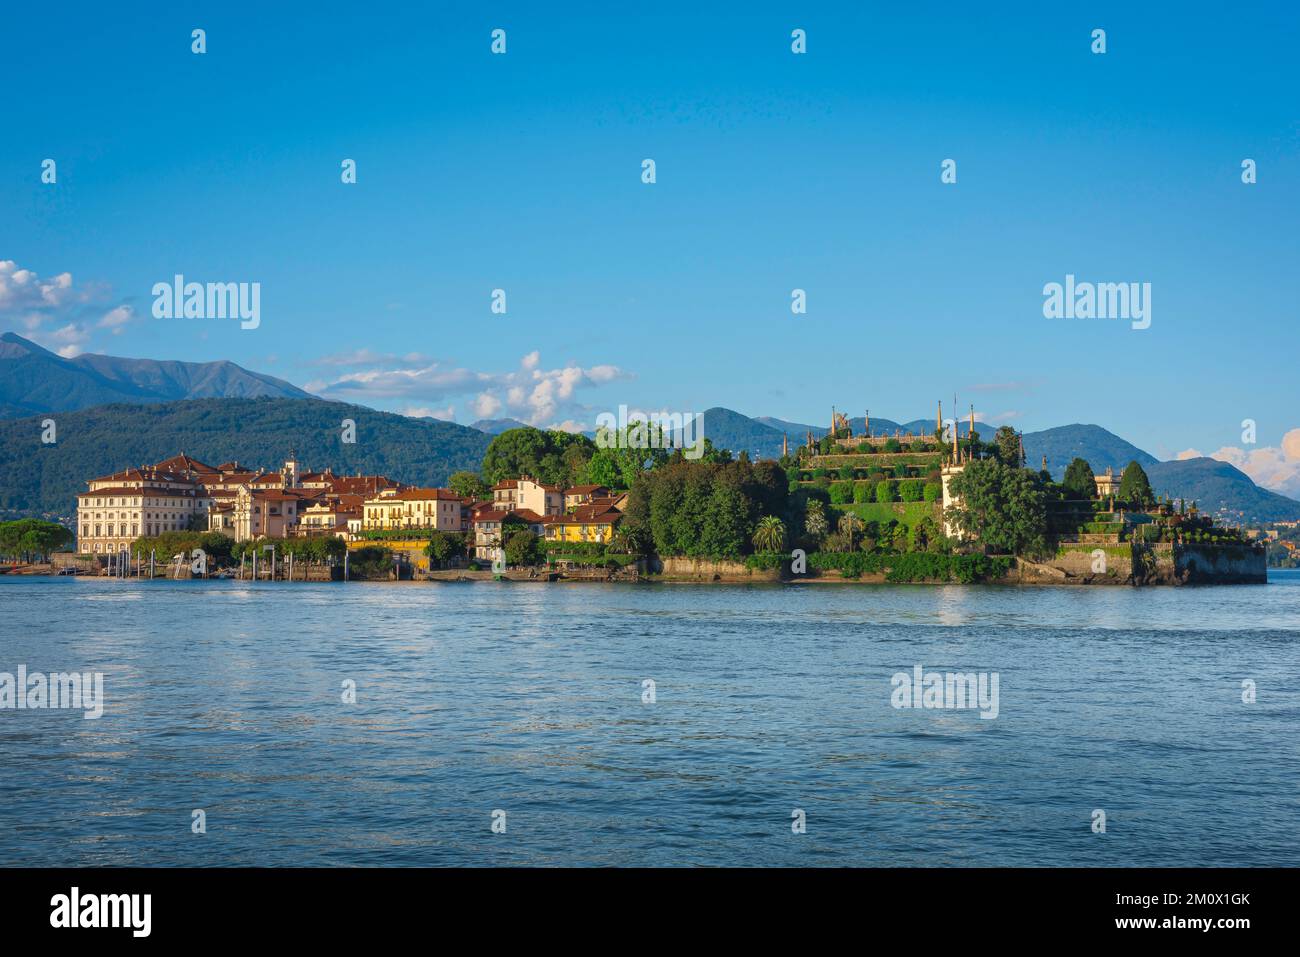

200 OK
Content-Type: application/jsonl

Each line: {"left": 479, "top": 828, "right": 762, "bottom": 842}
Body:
{"left": 1, "top": 573, "right": 1297, "bottom": 866}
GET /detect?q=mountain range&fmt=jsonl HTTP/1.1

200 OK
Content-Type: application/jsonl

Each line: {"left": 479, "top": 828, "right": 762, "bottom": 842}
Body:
{"left": 0, "top": 332, "right": 308, "bottom": 417}
{"left": 0, "top": 398, "right": 491, "bottom": 518}
{"left": 469, "top": 417, "right": 531, "bottom": 434}
{"left": 2, "top": 333, "right": 1296, "bottom": 523}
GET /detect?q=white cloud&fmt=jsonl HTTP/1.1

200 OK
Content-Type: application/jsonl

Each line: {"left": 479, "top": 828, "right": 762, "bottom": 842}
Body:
{"left": 547, "top": 419, "right": 588, "bottom": 433}
{"left": 402, "top": 404, "right": 455, "bottom": 421}
{"left": 472, "top": 392, "right": 502, "bottom": 418}
{"left": 315, "top": 350, "right": 629, "bottom": 427}
{"left": 1180, "top": 429, "right": 1300, "bottom": 497}
{"left": 0, "top": 260, "right": 134, "bottom": 354}
{"left": 98, "top": 304, "right": 134, "bottom": 334}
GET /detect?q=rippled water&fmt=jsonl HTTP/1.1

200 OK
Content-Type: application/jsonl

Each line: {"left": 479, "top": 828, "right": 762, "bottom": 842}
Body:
{"left": 1, "top": 573, "right": 1297, "bottom": 866}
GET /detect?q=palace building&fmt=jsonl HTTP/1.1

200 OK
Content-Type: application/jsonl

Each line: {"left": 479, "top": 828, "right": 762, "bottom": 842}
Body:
{"left": 76, "top": 452, "right": 402, "bottom": 553}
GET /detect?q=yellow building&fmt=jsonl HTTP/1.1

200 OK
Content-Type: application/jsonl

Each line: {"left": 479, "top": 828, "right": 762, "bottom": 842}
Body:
{"left": 542, "top": 504, "right": 621, "bottom": 546}
{"left": 362, "top": 488, "right": 468, "bottom": 532}
{"left": 1095, "top": 466, "right": 1121, "bottom": 499}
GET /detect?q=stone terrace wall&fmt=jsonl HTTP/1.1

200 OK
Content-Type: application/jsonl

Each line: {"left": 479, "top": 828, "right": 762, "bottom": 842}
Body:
{"left": 649, "top": 557, "right": 781, "bottom": 583}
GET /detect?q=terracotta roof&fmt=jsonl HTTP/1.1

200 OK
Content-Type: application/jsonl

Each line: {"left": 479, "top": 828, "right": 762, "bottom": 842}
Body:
{"left": 78, "top": 486, "right": 198, "bottom": 498}
{"left": 566, "top": 485, "right": 608, "bottom": 495}
{"left": 327, "top": 476, "right": 401, "bottom": 495}
{"left": 250, "top": 490, "right": 304, "bottom": 502}
{"left": 552, "top": 506, "right": 620, "bottom": 525}
{"left": 493, "top": 479, "right": 519, "bottom": 490}
{"left": 90, "top": 467, "right": 192, "bottom": 484}
{"left": 386, "top": 487, "right": 463, "bottom": 502}
{"left": 474, "top": 507, "right": 545, "bottom": 523}
{"left": 153, "top": 453, "right": 218, "bottom": 473}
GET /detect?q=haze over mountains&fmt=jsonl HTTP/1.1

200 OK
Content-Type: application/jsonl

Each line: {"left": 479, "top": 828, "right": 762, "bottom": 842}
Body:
{"left": 2, "top": 334, "right": 1296, "bottom": 522}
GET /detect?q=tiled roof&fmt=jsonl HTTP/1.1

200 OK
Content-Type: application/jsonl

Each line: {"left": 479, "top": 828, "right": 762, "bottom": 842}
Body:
{"left": 152, "top": 453, "right": 218, "bottom": 473}
{"left": 551, "top": 506, "right": 620, "bottom": 525}
{"left": 78, "top": 485, "right": 198, "bottom": 498}
{"left": 385, "top": 487, "right": 462, "bottom": 502}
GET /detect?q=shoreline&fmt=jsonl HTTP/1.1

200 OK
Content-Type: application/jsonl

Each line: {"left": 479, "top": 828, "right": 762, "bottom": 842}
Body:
{"left": 0, "top": 566, "right": 1273, "bottom": 587}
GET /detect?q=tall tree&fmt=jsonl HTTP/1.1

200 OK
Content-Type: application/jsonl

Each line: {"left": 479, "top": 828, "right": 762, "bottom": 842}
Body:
{"left": 948, "top": 459, "right": 1049, "bottom": 557}
{"left": 994, "top": 426, "right": 1024, "bottom": 467}
{"left": 1117, "top": 460, "right": 1155, "bottom": 507}
{"left": 752, "top": 515, "right": 786, "bottom": 552}
{"left": 1061, "top": 457, "right": 1096, "bottom": 500}
{"left": 447, "top": 471, "right": 489, "bottom": 500}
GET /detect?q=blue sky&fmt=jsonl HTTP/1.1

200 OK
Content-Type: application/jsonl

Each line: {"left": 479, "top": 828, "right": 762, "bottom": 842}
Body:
{"left": 2, "top": 2, "right": 1297, "bottom": 481}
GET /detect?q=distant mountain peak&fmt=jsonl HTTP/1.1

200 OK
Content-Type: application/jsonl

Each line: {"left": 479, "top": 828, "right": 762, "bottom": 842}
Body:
{"left": 0, "top": 331, "right": 311, "bottom": 418}
{"left": 470, "top": 417, "right": 531, "bottom": 434}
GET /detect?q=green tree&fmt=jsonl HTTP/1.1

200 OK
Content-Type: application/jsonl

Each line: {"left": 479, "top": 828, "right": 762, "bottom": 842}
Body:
{"left": 1117, "top": 460, "right": 1155, "bottom": 507}
{"left": 503, "top": 528, "right": 542, "bottom": 566}
{"left": 1062, "top": 458, "right": 1096, "bottom": 500}
{"left": 875, "top": 480, "right": 895, "bottom": 503}
{"left": 447, "top": 471, "right": 489, "bottom": 501}
{"left": 994, "top": 426, "right": 1024, "bottom": 467}
{"left": 589, "top": 426, "right": 670, "bottom": 490}
{"left": 752, "top": 515, "right": 786, "bottom": 552}
{"left": 804, "top": 498, "right": 828, "bottom": 541}
{"left": 948, "top": 459, "right": 1049, "bottom": 557}
{"left": 0, "top": 519, "right": 72, "bottom": 561}
{"left": 481, "top": 428, "right": 550, "bottom": 484}
{"left": 837, "top": 512, "right": 864, "bottom": 552}
{"left": 424, "top": 531, "right": 467, "bottom": 564}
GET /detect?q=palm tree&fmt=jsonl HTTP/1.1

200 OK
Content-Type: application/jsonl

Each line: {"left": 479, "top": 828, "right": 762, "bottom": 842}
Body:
{"left": 752, "top": 515, "right": 786, "bottom": 552}
{"left": 837, "top": 513, "right": 863, "bottom": 552}
{"left": 607, "top": 525, "right": 634, "bottom": 555}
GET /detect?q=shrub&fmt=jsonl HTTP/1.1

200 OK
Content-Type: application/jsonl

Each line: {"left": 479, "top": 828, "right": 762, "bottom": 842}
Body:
{"left": 923, "top": 482, "right": 941, "bottom": 502}
{"left": 899, "top": 480, "right": 923, "bottom": 502}
{"left": 829, "top": 482, "right": 853, "bottom": 505}
{"left": 348, "top": 545, "right": 394, "bottom": 577}
{"left": 853, "top": 482, "right": 872, "bottom": 504}
{"left": 875, "top": 480, "right": 895, "bottom": 504}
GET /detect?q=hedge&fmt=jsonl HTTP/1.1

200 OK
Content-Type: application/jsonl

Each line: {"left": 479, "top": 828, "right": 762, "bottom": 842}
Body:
{"left": 807, "top": 551, "right": 1012, "bottom": 583}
